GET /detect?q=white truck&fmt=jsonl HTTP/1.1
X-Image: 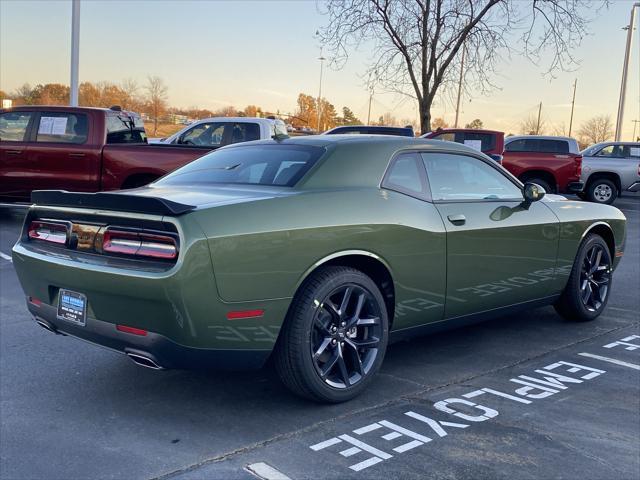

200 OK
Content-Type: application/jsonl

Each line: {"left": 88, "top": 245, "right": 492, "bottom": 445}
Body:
{"left": 580, "top": 142, "right": 640, "bottom": 204}
{"left": 150, "top": 117, "right": 288, "bottom": 146}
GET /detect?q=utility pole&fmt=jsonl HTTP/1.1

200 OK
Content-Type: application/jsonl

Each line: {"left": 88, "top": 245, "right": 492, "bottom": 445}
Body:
{"left": 615, "top": 2, "right": 639, "bottom": 141}
{"left": 568, "top": 79, "right": 577, "bottom": 137}
{"left": 366, "top": 90, "right": 373, "bottom": 124}
{"left": 536, "top": 102, "right": 542, "bottom": 135}
{"left": 316, "top": 51, "right": 326, "bottom": 133}
{"left": 454, "top": 44, "right": 466, "bottom": 128}
{"left": 70, "top": 0, "right": 80, "bottom": 106}
{"left": 632, "top": 120, "right": 640, "bottom": 141}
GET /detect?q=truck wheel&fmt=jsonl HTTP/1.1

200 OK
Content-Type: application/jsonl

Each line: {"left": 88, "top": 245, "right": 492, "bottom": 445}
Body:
{"left": 274, "top": 266, "right": 389, "bottom": 403}
{"left": 526, "top": 178, "right": 553, "bottom": 194}
{"left": 586, "top": 179, "right": 617, "bottom": 205}
{"left": 554, "top": 234, "right": 612, "bottom": 322}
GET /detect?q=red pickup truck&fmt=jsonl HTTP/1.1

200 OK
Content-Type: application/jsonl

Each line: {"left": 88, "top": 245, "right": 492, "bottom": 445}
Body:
{"left": 0, "top": 106, "right": 216, "bottom": 203}
{"left": 424, "top": 129, "right": 583, "bottom": 194}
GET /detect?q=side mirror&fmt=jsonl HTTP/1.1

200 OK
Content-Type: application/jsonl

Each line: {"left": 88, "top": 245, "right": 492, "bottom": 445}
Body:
{"left": 522, "top": 182, "right": 545, "bottom": 209}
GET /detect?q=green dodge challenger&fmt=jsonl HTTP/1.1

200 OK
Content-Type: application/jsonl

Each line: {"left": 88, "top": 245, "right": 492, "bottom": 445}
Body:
{"left": 12, "top": 136, "right": 627, "bottom": 402}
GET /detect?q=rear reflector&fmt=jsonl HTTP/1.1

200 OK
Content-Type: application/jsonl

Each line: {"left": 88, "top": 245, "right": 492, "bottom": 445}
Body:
{"left": 116, "top": 325, "right": 148, "bottom": 336}
{"left": 226, "top": 309, "right": 265, "bottom": 320}
{"left": 103, "top": 229, "right": 178, "bottom": 260}
{"left": 28, "top": 296, "right": 43, "bottom": 307}
{"left": 28, "top": 221, "right": 68, "bottom": 245}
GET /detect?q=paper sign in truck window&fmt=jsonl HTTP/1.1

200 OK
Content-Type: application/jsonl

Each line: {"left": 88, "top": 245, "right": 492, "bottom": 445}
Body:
{"left": 38, "top": 116, "right": 68, "bottom": 135}
{"left": 464, "top": 139, "right": 483, "bottom": 152}
{"left": 630, "top": 147, "right": 640, "bottom": 158}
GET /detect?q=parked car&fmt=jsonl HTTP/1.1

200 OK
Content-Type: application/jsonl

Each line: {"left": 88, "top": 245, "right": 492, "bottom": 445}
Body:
{"left": 422, "top": 128, "right": 504, "bottom": 161}
{"left": 502, "top": 135, "right": 584, "bottom": 194}
{"left": 13, "top": 136, "right": 626, "bottom": 402}
{"left": 324, "top": 125, "right": 414, "bottom": 136}
{"left": 0, "top": 106, "right": 225, "bottom": 203}
{"left": 579, "top": 142, "right": 640, "bottom": 204}
{"left": 151, "top": 116, "right": 287, "bottom": 145}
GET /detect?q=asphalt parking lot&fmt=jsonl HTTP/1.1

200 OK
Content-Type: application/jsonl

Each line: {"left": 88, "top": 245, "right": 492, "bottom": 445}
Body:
{"left": 1, "top": 195, "right": 638, "bottom": 480}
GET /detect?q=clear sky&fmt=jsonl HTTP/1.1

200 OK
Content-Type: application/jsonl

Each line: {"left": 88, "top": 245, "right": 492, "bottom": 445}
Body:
{"left": 1, "top": 0, "right": 638, "bottom": 138}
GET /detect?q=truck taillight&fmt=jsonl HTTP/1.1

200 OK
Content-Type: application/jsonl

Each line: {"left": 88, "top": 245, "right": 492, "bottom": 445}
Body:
{"left": 574, "top": 155, "right": 582, "bottom": 177}
{"left": 102, "top": 229, "right": 178, "bottom": 260}
{"left": 28, "top": 221, "right": 68, "bottom": 245}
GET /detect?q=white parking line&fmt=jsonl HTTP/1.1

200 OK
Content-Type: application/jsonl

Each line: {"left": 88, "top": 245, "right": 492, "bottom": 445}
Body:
{"left": 578, "top": 352, "right": 640, "bottom": 371}
{"left": 246, "top": 462, "right": 291, "bottom": 480}
{"left": 0, "top": 251, "right": 12, "bottom": 263}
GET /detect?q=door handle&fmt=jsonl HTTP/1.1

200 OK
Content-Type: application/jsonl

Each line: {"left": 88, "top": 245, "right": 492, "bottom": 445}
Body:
{"left": 68, "top": 153, "right": 85, "bottom": 158}
{"left": 6, "top": 150, "right": 22, "bottom": 155}
{"left": 447, "top": 214, "right": 466, "bottom": 225}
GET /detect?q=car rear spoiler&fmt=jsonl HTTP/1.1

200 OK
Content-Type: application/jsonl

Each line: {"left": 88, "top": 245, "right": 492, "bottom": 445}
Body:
{"left": 31, "top": 190, "right": 196, "bottom": 216}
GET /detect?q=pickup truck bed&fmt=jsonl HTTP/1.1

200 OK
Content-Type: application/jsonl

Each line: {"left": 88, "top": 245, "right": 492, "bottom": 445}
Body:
{"left": 0, "top": 106, "right": 216, "bottom": 202}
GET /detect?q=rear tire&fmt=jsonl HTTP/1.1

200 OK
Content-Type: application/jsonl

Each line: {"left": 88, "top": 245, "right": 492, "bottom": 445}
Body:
{"left": 586, "top": 179, "right": 617, "bottom": 205}
{"left": 274, "top": 266, "right": 389, "bottom": 403}
{"left": 554, "top": 234, "right": 612, "bottom": 322}
{"left": 526, "top": 178, "right": 553, "bottom": 194}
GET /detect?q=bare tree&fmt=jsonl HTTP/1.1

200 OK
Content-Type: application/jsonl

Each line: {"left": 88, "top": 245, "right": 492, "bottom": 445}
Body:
{"left": 320, "top": 0, "right": 604, "bottom": 134}
{"left": 145, "top": 76, "right": 168, "bottom": 135}
{"left": 578, "top": 115, "right": 614, "bottom": 145}
{"left": 520, "top": 114, "right": 546, "bottom": 135}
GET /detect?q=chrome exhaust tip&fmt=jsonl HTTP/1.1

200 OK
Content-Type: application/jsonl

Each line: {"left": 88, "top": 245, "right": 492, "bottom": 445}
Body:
{"left": 35, "top": 318, "right": 57, "bottom": 334}
{"left": 126, "top": 352, "right": 164, "bottom": 370}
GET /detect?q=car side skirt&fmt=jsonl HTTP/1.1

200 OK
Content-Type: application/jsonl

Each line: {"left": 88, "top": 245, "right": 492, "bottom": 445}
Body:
{"left": 389, "top": 294, "right": 561, "bottom": 343}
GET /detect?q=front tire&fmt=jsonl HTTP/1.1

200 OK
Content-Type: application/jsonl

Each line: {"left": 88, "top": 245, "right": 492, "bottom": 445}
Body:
{"left": 554, "top": 234, "right": 612, "bottom": 322}
{"left": 274, "top": 266, "right": 389, "bottom": 403}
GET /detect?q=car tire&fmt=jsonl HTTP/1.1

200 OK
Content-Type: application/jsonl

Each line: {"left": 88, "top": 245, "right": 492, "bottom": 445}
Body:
{"left": 554, "top": 234, "right": 612, "bottom": 322}
{"left": 274, "top": 266, "right": 389, "bottom": 403}
{"left": 527, "top": 178, "right": 553, "bottom": 194}
{"left": 586, "top": 179, "right": 617, "bottom": 205}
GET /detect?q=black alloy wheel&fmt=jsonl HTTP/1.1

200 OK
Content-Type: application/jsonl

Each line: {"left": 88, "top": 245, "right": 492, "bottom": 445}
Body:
{"left": 274, "top": 266, "right": 389, "bottom": 403}
{"left": 311, "top": 284, "right": 383, "bottom": 389}
{"left": 555, "top": 233, "right": 613, "bottom": 322}
{"left": 579, "top": 243, "right": 611, "bottom": 312}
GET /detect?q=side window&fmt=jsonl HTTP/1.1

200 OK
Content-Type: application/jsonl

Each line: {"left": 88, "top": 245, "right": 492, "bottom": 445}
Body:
{"left": 504, "top": 139, "right": 526, "bottom": 152}
{"left": 458, "top": 132, "right": 495, "bottom": 152}
{"left": 421, "top": 153, "right": 522, "bottom": 201}
{"left": 432, "top": 132, "right": 456, "bottom": 142}
{"left": 538, "top": 140, "right": 569, "bottom": 154}
{"left": 382, "top": 153, "right": 428, "bottom": 198}
{"left": 596, "top": 145, "right": 627, "bottom": 158}
{"left": 630, "top": 145, "right": 640, "bottom": 158}
{"left": 0, "top": 111, "right": 33, "bottom": 141}
{"left": 36, "top": 113, "right": 88, "bottom": 144}
{"left": 229, "top": 123, "right": 261, "bottom": 144}
{"left": 180, "top": 122, "right": 224, "bottom": 146}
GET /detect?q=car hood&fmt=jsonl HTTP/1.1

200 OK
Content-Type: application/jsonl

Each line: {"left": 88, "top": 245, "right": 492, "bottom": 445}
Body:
{"left": 118, "top": 184, "right": 296, "bottom": 210}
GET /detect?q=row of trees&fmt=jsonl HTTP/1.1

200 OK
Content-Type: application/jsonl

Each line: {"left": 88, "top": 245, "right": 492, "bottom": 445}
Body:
{"left": 0, "top": 80, "right": 617, "bottom": 143}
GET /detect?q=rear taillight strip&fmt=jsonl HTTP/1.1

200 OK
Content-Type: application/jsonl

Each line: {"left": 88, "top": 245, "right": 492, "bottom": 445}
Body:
{"left": 102, "top": 228, "right": 178, "bottom": 260}
{"left": 28, "top": 221, "right": 69, "bottom": 245}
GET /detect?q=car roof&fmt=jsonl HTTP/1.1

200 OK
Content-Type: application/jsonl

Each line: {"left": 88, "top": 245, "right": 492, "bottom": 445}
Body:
{"left": 191, "top": 116, "right": 279, "bottom": 124}
{"left": 428, "top": 128, "right": 503, "bottom": 135}
{"left": 224, "top": 133, "right": 483, "bottom": 154}
{"left": 505, "top": 135, "right": 576, "bottom": 143}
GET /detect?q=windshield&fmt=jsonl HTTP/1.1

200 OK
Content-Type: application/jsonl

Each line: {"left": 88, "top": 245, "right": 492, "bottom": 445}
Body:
{"left": 155, "top": 144, "right": 325, "bottom": 187}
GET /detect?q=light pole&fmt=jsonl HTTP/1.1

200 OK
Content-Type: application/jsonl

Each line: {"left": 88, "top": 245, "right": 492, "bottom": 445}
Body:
{"left": 615, "top": 2, "right": 639, "bottom": 141}
{"left": 316, "top": 52, "right": 326, "bottom": 132}
{"left": 70, "top": 0, "right": 80, "bottom": 106}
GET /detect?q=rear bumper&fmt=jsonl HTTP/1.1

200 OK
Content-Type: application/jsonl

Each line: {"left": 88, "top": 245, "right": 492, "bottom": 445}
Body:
{"left": 27, "top": 299, "right": 271, "bottom": 370}
{"left": 564, "top": 181, "right": 584, "bottom": 193}
{"left": 627, "top": 182, "right": 640, "bottom": 192}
